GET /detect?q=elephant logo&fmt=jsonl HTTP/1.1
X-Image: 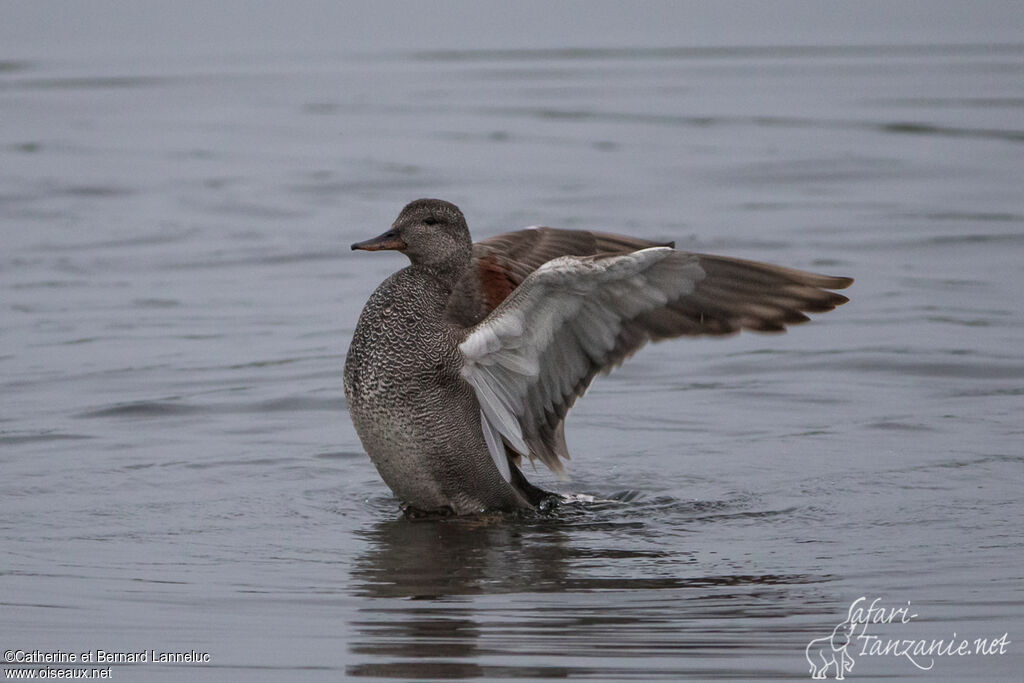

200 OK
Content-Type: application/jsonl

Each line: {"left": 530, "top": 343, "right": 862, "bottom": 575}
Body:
{"left": 806, "top": 619, "right": 857, "bottom": 679}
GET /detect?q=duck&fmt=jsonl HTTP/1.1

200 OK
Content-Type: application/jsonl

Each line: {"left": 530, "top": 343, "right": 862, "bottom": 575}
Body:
{"left": 344, "top": 198, "right": 852, "bottom": 515}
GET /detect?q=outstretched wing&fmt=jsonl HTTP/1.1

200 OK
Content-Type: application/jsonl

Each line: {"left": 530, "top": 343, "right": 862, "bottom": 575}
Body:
{"left": 458, "top": 248, "right": 852, "bottom": 476}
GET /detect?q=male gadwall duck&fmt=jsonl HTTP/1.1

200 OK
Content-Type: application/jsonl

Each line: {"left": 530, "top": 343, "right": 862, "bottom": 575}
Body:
{"left": 344, "top": 199, "right": 852, "bottom": 515}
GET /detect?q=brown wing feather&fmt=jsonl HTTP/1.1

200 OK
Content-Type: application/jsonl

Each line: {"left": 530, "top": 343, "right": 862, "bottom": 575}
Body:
{"left": 476, "top": 252, "right": 518, "bottom": 311}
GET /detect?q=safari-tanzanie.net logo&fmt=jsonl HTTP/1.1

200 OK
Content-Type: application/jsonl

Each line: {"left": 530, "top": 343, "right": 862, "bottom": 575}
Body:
{"left": 805, "top": 596, "right": 1010, "bottom": 679}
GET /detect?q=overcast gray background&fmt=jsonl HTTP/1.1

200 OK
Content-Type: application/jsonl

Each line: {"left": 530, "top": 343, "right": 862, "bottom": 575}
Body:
{"left": 3, "top": 1, "right": 1022, "bottom": 680}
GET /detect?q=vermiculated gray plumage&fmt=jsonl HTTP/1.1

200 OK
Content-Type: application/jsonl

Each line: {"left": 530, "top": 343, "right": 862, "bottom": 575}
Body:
{"left": 344, "top": 199, "right": 852, "bottom": 515}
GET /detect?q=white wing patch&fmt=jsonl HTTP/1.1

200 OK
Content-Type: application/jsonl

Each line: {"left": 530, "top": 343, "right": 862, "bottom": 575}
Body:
{"left": 460, "top": 247, "right": 705, "bottom": 474}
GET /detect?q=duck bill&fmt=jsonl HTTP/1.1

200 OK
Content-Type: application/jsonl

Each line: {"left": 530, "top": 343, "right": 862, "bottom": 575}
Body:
{"left": 351, "top": 228, "right": 407, "bottom": 252}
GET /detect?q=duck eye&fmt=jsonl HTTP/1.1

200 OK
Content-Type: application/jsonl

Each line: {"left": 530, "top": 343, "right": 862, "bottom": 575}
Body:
{"left": 423, "top": 216, "right": 438, "bottom": 226}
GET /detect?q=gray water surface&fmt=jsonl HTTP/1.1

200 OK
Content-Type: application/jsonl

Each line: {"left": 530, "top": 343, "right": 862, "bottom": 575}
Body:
{"left": 2, "top": 3, "right": 1023, "bottom": 681}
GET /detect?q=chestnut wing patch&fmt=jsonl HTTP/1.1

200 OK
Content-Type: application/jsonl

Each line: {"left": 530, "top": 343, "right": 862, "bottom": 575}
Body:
{"left": 477, "top": 252, "right": 519, "bottom": 311}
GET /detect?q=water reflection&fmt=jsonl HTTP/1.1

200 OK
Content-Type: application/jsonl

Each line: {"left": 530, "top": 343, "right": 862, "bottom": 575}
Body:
{"left": 347, "top": 503, "right": 832, "bottom": 678}
{"left": 351, "top": 513, "right": 574, "bottom": 599}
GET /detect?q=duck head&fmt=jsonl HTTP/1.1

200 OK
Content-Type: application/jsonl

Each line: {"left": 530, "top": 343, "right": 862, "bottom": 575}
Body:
{"left": 351, "top": 198, "right": 472, "bottom": 272}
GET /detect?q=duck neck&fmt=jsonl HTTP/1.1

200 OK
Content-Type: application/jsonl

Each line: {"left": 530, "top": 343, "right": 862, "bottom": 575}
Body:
{"left": 408, "top": 249, "right": 470, "bottom": 294}
{"left": 412, "top": 262, "right": 465, "bottom": 297}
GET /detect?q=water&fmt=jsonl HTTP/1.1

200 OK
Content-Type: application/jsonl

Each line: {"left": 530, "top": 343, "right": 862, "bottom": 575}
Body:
{"left": 2, "top": 3, "right": 1023, "bottom": 680}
